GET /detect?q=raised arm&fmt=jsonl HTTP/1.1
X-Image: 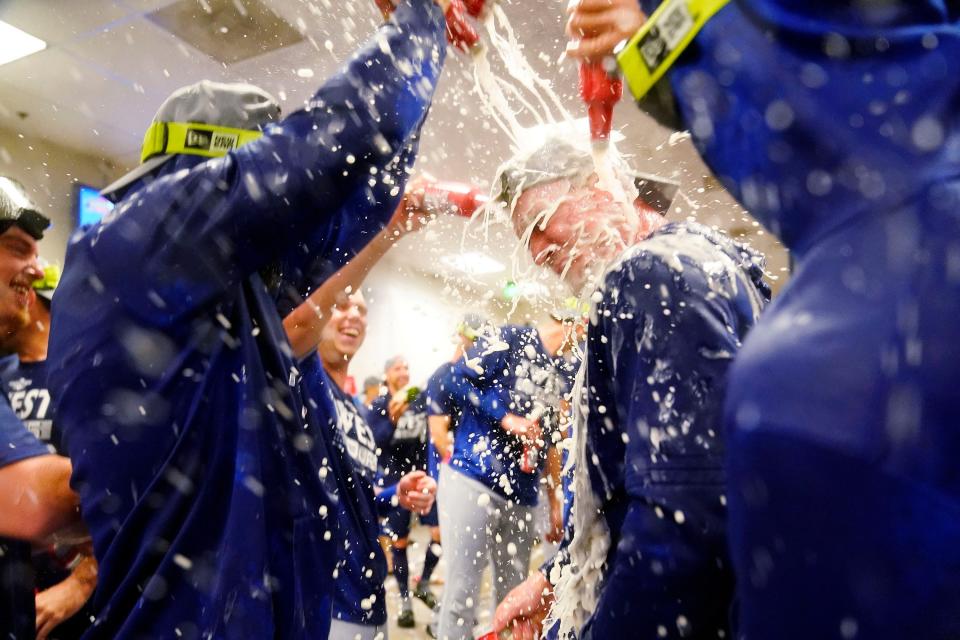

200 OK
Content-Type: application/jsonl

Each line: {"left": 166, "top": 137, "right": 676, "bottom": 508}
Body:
{"left": 90, "top": 0, "right": 448, "bottom": 324}
{"left": 284, "top": 183, "right": 435, "bottom": 359}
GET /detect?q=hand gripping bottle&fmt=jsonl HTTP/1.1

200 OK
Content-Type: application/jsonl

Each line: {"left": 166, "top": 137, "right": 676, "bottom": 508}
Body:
{"left": 374, "top": 0, "right": 490, "bottom": 52}
{"left": 416, "top": 180, "right": 490, "bottom": 219}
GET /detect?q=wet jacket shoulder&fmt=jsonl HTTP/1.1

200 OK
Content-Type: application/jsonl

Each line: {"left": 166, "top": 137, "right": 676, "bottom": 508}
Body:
{"left": 576, "top": 222, "right": 769, "bottom": 639}
{"left": 586, "top": 221, "right": 769, "bottom": 505}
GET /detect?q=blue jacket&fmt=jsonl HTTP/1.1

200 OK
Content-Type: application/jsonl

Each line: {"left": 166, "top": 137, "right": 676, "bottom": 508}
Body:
{"left": 46, "top": 2, "right": 446, "bottom": 638}
{"left": 654, "top": 1, "right": 960, "bottom": 637}
{"left": 577, "top": 223, "right": 768, "bottom": 640}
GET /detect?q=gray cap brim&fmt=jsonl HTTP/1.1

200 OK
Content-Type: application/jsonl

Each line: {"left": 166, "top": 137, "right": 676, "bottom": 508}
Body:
{"left": 99, "top": 154, "right": 174, "bottom": 202}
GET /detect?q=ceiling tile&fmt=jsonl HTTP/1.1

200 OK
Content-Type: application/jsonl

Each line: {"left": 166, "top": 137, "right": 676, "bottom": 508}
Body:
{"left": 146, "top": 0, "right": 304, "bottom": 65}
{"left": 61, "top": 16, "right": 229, "bottom": 102}
{"left": 0, "top": 46, "right": 161, "bottom": 137}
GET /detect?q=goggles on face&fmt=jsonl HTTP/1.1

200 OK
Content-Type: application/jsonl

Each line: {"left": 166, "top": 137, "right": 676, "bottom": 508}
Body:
{"left": 140, "top": 121, "right": 264, "bottom": 163}
{"left": 615, "top": 0, "right": 730, "bottom": 130}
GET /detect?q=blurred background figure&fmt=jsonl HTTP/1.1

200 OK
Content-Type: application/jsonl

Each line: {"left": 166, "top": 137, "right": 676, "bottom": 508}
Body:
{"left": 369, "top": 355, "right": 436, "bottom": 628}
{"left": 360, "top": 375, "right": 384, "bottom": 410}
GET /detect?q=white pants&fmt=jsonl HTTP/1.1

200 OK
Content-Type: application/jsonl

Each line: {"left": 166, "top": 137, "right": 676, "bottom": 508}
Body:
{"left": 436, "top": 465, "right": 536, "bottom": 640}
{"left": 328, "top": 618, "right": 388, "bottom": 640}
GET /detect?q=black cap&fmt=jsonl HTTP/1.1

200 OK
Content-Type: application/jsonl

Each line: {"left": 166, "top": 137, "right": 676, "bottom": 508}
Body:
{"left": 0, "top": 177, "right": 51, "bottom": 240}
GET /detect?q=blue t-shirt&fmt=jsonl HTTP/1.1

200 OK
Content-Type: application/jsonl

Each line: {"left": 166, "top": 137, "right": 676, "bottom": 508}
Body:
{"left": 652, "top": 2, "right": 960, "bottom": 637}
{"left": 576, "top": 223, "right": 768, "bottom": 639}
{"left": 45, "top": 3, "right": 446, "bottom": 637}
{"left": 0, "top": 398, "right": 51, "bottom": 640}
{"left": 300, "top": 357, "right": 387, "bottom": 626}
{"left": 369, "top": 391, "right": 429, "bottom": 486}
{"left": 426, "top": 362, "right": 460, "bottom": 421}
{"left": 447, "top": 325, "right": 563, "bottom": 506}
{"left": 2, "top": 359, "right": 56, "bottom": 447}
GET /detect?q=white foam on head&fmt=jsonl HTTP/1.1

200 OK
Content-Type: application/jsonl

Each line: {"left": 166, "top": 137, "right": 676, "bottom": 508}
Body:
{"left": 466, "top": 6, "right": 643, "bottom": 311}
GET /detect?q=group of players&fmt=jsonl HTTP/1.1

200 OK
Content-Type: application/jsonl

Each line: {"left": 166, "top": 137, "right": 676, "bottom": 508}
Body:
{"left": 2, "top": 0, "right": 959, "bottom": 639}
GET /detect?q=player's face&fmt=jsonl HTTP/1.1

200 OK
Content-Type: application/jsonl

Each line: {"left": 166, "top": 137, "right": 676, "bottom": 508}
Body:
{"left": 320, "top": 291, "right": 368, "bottom": 359}
{"left": 0, "top": 227, "right": 42, "bottom": 339}
{"left": 385, "top": 358, "right": 410, "bottom": 390}
{"left": 512, "top": 174, "right": 640, "bottom": 292}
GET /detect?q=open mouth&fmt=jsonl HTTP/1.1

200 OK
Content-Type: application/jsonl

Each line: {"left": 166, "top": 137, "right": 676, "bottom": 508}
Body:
{"left": 340, "top": 327, "right": 361, "bottom": 339}
{"left": 10, "top": 282, "right": 31, "bottom": 306}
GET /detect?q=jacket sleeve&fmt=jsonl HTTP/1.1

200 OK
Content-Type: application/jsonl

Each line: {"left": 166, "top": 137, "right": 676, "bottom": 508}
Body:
{"left": 273, "top": 136, "right": 424, "bottom": 318}
{"left": 89, "top": 0, "right": 447, "bottom": 325}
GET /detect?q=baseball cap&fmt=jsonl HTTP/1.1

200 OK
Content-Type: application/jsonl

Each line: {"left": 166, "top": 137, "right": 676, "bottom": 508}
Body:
{"left": 101, "top": 80, "right": 281, "bottom": 199}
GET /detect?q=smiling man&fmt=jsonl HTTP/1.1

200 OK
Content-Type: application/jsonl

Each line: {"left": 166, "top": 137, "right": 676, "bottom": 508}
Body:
{"left": 301, "top": 290, "right": 437, "bottom": 640}
{"left": 283, "top": 186, "right": 441, "bottom": 640}
{"left": 0, "top": 177, "right": 82, "bottom": 640}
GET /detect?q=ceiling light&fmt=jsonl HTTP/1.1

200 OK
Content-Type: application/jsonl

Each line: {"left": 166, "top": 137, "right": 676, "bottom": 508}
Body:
{"left": 441, "top": 252, "right": 505, "bottom": 275}
{"left": 0, "top": 22, "right": 46, "bottom": 67}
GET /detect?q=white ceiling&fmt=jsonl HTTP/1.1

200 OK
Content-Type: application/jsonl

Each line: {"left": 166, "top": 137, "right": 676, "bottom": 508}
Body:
{"left": 0, "top": 0, "right": 672, "bottom": 169}
{"left": 0, "top": 0, "right": 789, "bottom": 290}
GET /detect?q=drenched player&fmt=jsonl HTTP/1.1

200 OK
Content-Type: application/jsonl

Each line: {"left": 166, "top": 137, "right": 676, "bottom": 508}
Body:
{"left": 491, "top": 134, "right": 769, "bottom": 639}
